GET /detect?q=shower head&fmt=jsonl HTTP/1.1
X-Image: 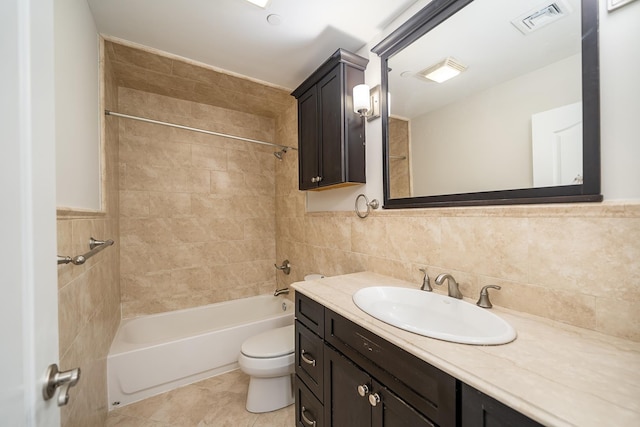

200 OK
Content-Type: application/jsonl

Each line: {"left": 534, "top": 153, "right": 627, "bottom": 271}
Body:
{"left": 274, "top": 147, "right": 288, "bottom": 160}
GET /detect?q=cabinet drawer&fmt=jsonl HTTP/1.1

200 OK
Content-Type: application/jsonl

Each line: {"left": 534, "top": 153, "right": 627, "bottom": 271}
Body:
{"left": 325, "top": 309, "right": 457, "bottom": 427}
{"left": 296, "top": 321, "right": 324, "bottom": 402}
{"left": 295, "top": 292, "right": 324, "bottom": 337}
{"left": 296, "top": 377, "right": 324, "bottom": 427}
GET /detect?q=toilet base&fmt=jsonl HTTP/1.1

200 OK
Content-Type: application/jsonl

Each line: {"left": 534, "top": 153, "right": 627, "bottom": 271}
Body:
{"left": 245, "top": 374, "right": 294, "bottom": 413}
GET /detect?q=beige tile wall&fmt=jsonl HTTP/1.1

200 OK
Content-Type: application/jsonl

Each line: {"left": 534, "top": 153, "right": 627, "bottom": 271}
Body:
{"left": 57, "top": 40, "right": 121, "bottom": 427}
{"left": 389, "top": 117, "right": 411, "bottom": 198}
{"left": 117, "top": 87, "right": 283, "bottom": 317}
{"left": 276, "top": 101, "right": 640, "bottom": 342}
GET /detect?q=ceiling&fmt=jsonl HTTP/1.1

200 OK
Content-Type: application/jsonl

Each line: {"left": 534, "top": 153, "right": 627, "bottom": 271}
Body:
{"left": 87, "top": 0, "right": 419, "bottom": 90}
{"left": 388, "top": 0, "right": 582, "bottom": 119}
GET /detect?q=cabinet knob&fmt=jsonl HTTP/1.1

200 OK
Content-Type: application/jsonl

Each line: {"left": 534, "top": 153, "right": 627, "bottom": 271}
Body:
{"left": 368, "top": 392, "right": 381, "bottom": 407}
{"left": 316, "top": 176, "right": 322, "bottom": 182}
{"left": 311, "top": 177, "right": 317, "bottom": 183}
{"left": 357, "top": 384, "right": 370, "bottom": 397}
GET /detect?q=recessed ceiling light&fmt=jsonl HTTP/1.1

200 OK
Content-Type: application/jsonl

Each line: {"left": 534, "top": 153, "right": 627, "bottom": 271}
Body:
{"left": 245, "top": 0, "right": 271, "bottom": 8}
{"left": 267, "top": 14, "right": 282, "bottom": 26}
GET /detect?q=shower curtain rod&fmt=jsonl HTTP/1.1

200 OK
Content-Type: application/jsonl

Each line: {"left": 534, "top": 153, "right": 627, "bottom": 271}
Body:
{"left": 105, "top": 110, "right": 297, "bottom": 152}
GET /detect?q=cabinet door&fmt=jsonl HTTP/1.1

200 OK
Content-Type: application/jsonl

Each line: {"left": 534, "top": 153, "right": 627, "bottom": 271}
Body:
{"left": 298, "top": 86, "right": 319, "bottom": 190}
{"left": 371, "top": 380, "right": 435, "bottom": 427}
{"left": 461, "top": 383, "right": 543, "bottom": 427}
{"left": 317, "top": 66, "right": 344, "bottom": 187}
{"left": 324, "top": 346, "right": 370, "bottom": 427}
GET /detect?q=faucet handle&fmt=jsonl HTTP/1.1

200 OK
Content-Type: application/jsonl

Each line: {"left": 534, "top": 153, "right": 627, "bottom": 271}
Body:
{"left": 477, "top": 285, "right": 501, "bottom": 309}
{"left": 418, "top": 268, "right": 432, "bottom": 291}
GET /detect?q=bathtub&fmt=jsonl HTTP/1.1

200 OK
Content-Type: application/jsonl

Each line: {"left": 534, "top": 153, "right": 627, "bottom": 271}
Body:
{"left": 107, "top": 294, "right": 293, "bottom": 409}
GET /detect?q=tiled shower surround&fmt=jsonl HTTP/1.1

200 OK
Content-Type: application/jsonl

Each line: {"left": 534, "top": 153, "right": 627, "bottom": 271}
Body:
{"left": 57, "top": 40, "right": 639, "bottom": 426}
{"left": 117, "top": 87, "right": 281, "bottom": 317}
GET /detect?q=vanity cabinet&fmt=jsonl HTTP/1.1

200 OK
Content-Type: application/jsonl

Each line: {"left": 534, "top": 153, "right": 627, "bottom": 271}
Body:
{"left": 325, "top": 346, "right": 437, "bottom": 427}
{"left": 295, "top": 291, "right": 547, "bottom": 427}
{"left": 294, "top": 292, "right": 456, "bottom": 427}
{"left": 461, "top": 383, "right": 543, "bottom": 427}
{"left": 291, "top": 48, "right": 368, "bottom": 191}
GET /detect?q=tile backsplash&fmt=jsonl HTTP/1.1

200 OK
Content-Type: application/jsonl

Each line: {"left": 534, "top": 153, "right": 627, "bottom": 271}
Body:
{"left": 276, "top": 154, "right": 640, "bottom": 341}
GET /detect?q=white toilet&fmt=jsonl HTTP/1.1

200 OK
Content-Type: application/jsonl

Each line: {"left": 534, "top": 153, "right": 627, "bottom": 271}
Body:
{"left": 238, "top": 324, "right": 295, "bottom": 413}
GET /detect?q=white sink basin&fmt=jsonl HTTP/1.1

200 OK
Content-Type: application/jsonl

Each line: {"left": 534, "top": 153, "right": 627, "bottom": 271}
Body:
{"left": 352, "top": 286, "right": 516, "bottom": 345}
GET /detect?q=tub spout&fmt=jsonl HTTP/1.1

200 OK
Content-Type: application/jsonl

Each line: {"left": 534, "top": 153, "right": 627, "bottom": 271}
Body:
{"left": 274, "top": 288, "right": 289, "bottom": 296}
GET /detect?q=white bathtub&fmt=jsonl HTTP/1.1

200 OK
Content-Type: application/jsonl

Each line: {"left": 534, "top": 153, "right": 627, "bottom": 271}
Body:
{"left": 107, "top": 294, "right": 293, "bottom": 409}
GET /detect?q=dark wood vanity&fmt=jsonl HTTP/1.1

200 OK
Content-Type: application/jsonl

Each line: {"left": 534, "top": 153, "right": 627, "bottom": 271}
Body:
{"left": 294, "top": 292, "right": 542, "bottom": 427}
{"left": 291, "top": 49, "right": 368, "bottom": 191}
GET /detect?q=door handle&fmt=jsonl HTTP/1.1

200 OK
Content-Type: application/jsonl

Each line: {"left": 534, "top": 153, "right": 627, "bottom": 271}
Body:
{"left": 43, "top": 363, "right": 81, "bottom": 407}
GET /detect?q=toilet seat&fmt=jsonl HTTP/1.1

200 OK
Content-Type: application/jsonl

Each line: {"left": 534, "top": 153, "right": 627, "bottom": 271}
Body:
{"left": 241, "top": 324, "right": 294, "bottom": 358}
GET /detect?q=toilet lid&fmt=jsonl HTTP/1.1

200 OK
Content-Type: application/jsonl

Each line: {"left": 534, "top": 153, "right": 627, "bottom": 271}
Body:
{"left": 241, "top": 324, "right": 294, "bottom": 358}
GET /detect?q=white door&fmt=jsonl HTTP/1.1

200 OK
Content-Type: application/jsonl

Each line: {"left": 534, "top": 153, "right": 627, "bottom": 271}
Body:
{"left": 532, "top": 102, "right": 583, "bottom": 187}
{"left": 0, "top": 0, "right": 61, "bottom": 425}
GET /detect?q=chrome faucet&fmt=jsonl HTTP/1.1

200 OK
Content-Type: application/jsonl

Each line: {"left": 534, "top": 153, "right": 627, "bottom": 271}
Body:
{"left": 418, "top": 268, "right": 432, "bottom": 291}
{"left": 476, "top": 285, "right": 501, "bottom": 308}
{"left": 274, "top": 287, "right": 289, "bottom": 296}
{"left": 434, "top": 273, "right": 463, "bottom": 299}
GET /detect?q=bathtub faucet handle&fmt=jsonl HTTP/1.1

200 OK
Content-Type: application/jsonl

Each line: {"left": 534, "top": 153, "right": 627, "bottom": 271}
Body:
{"left": 274, "top": 260, "right": 291, "bottom": 275}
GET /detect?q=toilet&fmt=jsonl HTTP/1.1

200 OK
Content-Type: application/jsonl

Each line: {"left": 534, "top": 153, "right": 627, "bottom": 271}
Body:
{"left": 238, "top": 324, "right": 295, "bottom": 413}
{"left": 238, "top": 273, "right": 324, "bottom": 413}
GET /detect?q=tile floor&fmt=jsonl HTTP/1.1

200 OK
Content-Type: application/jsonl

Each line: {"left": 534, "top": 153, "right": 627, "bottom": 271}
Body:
{"left": 106, "top": 370, "right": 294, "bottom": 426}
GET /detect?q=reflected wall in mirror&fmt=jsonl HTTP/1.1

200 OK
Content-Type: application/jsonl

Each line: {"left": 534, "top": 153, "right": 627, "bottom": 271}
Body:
{"left": 373, "top": 0, "right": 601, "bottom": 208}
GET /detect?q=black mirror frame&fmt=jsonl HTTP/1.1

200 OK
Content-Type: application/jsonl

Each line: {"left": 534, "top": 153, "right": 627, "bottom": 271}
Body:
{"left": 372, "top": 0, "right": 602, "bottom": 209}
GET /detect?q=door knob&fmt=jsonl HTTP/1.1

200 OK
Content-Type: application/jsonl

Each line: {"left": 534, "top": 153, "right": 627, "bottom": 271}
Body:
{"left": 43, "top": 363, "right": 81, "bottom": 407}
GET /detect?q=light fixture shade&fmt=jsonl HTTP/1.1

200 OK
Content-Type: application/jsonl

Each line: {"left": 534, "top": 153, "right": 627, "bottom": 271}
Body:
{"left": 419, "top": 57, "right": 467, "bottom": 83}
{"left": 353, "top": 84, "right": 371, "bottom": 114}
{"left": 245, "top": 0, "right": 271, "bottom": 8}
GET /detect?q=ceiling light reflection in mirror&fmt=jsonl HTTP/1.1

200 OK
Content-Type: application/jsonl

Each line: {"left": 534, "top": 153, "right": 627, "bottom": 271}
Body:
{"left": 386, "top": 0, "right": 582, "bottom": 199}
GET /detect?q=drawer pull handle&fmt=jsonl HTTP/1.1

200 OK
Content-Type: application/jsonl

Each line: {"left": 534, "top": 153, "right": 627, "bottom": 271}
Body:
{"left": 357, "top": 384, "right": 370, "bottom": 397}
{"left": 301, "top": 406, "right": 317, "bottom": 427}
{"left": 369, "top": 392, "right": 381, "bottom": 407}
{"left": 301, "top": 349, "right": 316, "bottom": 367}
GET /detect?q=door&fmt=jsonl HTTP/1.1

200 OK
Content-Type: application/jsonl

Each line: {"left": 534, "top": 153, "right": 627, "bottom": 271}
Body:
{"left": 0, "top": 0, "right": 60, "bottom": 425}
{"left": 532, "top": 102, "right": 583, "bottom": 187}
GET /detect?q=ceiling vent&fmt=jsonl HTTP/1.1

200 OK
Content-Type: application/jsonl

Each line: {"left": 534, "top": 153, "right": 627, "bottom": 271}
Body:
{"left": 511, "top": 0, "right": 571, "bottom": 35}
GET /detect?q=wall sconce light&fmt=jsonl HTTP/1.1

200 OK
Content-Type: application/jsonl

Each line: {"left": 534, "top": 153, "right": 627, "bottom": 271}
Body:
{"left": 353, "top": 84, "right": 381, "bottom": 121}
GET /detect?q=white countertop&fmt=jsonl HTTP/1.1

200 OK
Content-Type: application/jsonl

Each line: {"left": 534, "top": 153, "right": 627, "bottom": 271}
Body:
{"left": 291, "top": 272, "right": 640, "bottom": 427}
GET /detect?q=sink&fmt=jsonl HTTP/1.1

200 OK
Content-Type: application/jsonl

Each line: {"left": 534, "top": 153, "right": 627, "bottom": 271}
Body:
{"left": 352, "top": 286, "right": 516, "bottom": 345}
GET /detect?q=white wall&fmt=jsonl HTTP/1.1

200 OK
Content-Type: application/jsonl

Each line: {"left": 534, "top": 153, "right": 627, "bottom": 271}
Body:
{"left": 310, "top": 0, "right": 640, "bottom": 210}
{"left": 411, "top": 55, "right": 580, "bottom": 196}
{"left": 55, "top": 0, "right": 101, "bottom": 210}
{"left": 599, "top": 0, "right": 640, "bottom": 200}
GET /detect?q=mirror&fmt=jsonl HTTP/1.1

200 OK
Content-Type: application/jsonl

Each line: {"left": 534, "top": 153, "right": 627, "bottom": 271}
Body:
{"left": 372, "top": 0, "right": 601, "bottom": 208}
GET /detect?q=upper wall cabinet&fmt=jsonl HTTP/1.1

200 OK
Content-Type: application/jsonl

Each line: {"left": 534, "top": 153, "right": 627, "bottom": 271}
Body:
{"left": 292, "top": 49, "right": 369, "bottom": 191}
